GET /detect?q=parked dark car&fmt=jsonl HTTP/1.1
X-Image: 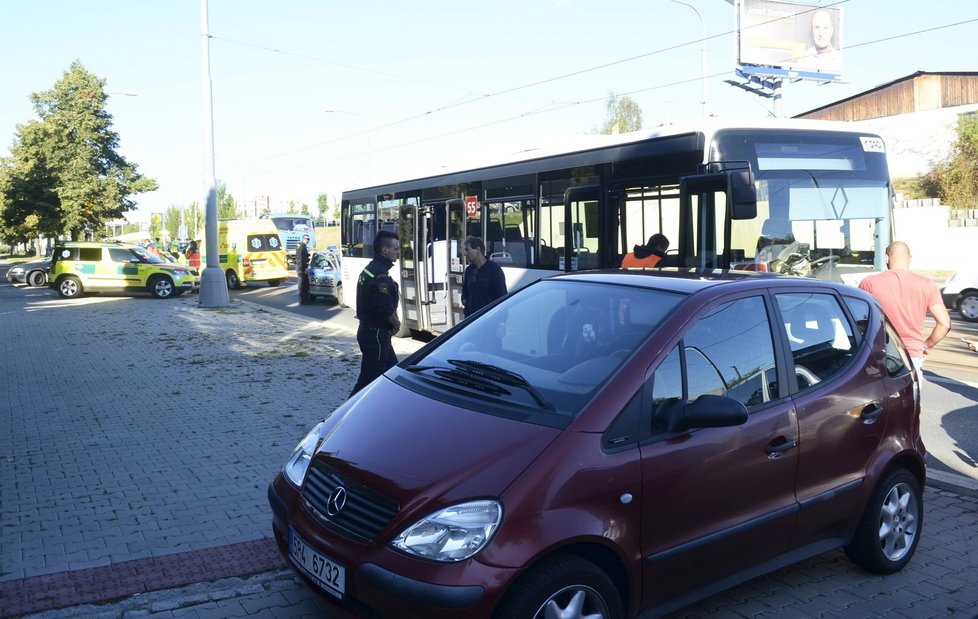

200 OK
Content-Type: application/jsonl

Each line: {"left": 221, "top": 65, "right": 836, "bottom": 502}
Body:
{"left": 5, "top": 256, "right": 51, "bottom": 287}
{"left": 307, "top": 250, "right": 344, "bottom": 306}
{"left": 268, "top": 270, "right": 925, "bottom": 619}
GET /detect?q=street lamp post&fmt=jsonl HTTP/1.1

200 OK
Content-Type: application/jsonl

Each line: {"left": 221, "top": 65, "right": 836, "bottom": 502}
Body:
{"left": 671, "top": 0, "right": 708, "bottom": 118}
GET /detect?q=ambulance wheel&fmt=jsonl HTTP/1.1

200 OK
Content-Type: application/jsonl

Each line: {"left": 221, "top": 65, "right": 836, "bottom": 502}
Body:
{"left": 267, "top": 279, "right": 282, "bottom": 287}
{"left": 150, "top": 275, "right": 176, "bottom": 299}
{"left": 57, "top": 276, "right": 83, "bottom": 298}
{"left": 226, "top": 269, "right": 241, "bottom": 289}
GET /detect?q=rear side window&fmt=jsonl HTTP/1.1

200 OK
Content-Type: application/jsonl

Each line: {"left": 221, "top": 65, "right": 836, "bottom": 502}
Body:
{"left": 883, "top": 322, "right": 912, "bottom": 377}
{"left": 79, "top": 248, "right": 102, "bottom": 261}
{"left": 776, "top": 293, "right": 856, "bottom": 389}
{"left": 843, "top": 296, "right": 871, "bottom": 337}
{"left": 246, "top": 234, "right": 283, "bottom": 251}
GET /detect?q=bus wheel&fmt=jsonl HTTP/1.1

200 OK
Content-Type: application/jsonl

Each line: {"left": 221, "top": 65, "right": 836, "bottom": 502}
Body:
{"left": 226, "top": 270, "right": 241, "bottom": 289}
{"left": 266, "top": 279, "right": 282, "bottom": 287}
{"left": 150, "top": 275, "right": 175, "bottom": 299}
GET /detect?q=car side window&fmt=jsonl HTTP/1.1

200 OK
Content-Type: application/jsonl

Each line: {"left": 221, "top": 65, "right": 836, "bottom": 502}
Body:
{"left": 649, "top": 296, "right": 778, "bottom": 435}
{"left": 108, "top": 248, "right": 132, "bottom": 263}
{"left": 843, "top": 296, "right": 871, "bottom": 337}
{"left": 79, "top": 247, "right": 102, "bottom": 261}
{"left": 776, "top": 293, "right": 855, "bottom": 389}
{"left": 883, "top": 321, "right": 912, "bottom": 377}
{"left": 684, "top": 296, "right": 779, "bottom": 408}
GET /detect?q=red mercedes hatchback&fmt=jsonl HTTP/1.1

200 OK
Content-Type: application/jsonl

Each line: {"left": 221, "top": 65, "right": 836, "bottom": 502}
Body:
{"left": 268, "top": 270, "right": 925, "bottom": 618}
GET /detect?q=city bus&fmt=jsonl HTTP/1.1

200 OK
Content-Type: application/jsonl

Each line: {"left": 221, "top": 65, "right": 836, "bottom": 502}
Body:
{"left": 340, "top": 118, "right": 892, "bottom": 337}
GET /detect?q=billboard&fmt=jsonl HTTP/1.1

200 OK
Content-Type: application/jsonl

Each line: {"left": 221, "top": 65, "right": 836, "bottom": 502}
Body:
{"left": 738, "top": 0, "right": 843, "bottom": 76}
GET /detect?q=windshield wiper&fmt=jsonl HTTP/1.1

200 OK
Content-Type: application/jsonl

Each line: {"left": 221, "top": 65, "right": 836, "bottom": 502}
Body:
{"left": 448, "top": 359, "right": 555, "bottom": 411}
{"left": 433, "top": 368, "right": 512, "bottom": 396}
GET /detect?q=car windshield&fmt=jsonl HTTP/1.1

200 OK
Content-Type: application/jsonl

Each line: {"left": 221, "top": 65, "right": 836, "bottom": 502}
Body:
{"left": 400, "top": 279, "right": 683, "bottom": 424}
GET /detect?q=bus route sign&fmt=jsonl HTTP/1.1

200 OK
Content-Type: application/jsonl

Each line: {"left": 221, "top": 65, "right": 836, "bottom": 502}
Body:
{"left": 465, "top": 196, "right": 478, "bottom": 217}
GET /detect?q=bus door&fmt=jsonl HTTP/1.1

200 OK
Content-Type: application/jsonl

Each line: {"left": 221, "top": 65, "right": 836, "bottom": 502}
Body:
{"left": 402, "top": 201, "right": 466, "bottom": 335}
{"left": 561, "top": 185, "right": 604, "bottom": 271}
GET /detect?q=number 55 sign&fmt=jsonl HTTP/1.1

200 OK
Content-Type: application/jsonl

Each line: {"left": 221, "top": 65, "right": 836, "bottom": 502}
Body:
{"left": 465, "top": 196, "right": 479, "bottom": 218}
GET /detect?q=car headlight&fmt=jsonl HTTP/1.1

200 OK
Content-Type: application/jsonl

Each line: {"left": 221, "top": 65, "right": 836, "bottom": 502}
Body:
{"left": 391, "top": 500, "right": 502, "bottom": 562}
{"left": 172, "top": 269, "right": 189, "bottom": 277}
{"left": 284, "top": 422, "right": 326, "bottom": 486}
{"left": 10, "top": 267, "right": 24, "bottom": 275}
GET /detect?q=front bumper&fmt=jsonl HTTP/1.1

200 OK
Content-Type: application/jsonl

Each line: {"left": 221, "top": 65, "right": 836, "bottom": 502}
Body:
{"left": 268, "top": 475, "right": 505, "bottom": 619}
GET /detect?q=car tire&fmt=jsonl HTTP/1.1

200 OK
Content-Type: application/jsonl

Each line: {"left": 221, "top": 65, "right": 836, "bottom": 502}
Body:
{"left": 226, "top": 269, "right": 241, "bottom": 289}
{"left": 57, "top": 276, "right": 83, "bottom": 299}
{"left": 27, "top": 270, "right": 47, "bottom": 287}
{"left": 958, "top": 291, "right": 978, "bottom": 323}
{"left": 845, "top": 467, "right": 922, "bottom": 574}
{"left": 267, "top": 279, "right": 282, "bottom": 287}
{"left": 493, "top": 554, "right": 622, "bottom": 619}
{"left": 150, "top": 275, "right": 176, "bottom": 299}
{"left": 336, "top": 284, "right": 345, "bottom": 307}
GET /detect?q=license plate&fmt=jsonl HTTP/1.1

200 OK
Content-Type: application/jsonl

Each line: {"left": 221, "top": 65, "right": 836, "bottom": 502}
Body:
{"left": 288, "top": 528, "right": 346, "bottom": 598}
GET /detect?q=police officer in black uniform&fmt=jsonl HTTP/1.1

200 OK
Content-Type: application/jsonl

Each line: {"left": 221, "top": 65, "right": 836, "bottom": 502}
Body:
{"left": 350, "top": 230, "right": 401, "bottom": 396}
{"left": 296, "top": 234, "right": 311, "bottom": 304}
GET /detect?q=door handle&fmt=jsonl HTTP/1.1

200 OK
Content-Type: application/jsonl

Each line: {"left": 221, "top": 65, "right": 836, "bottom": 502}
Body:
{"left": 766, "top": 438, "right": 797, "bottom": 459}
{"left": 860, "top": 404, "right": 885, "bottom": 424}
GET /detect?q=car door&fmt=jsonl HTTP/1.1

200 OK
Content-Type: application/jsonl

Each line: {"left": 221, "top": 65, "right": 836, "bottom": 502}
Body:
{"left": 639, "top": 293, "right": 800, "bottom": 607}
{"left": 773, "top": 290, "right": 888, "bottom": 546}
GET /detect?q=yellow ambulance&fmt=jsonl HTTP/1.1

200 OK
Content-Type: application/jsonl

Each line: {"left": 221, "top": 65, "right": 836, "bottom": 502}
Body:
{"left": 199, "top": 219, "right": 290, "bottom": 289}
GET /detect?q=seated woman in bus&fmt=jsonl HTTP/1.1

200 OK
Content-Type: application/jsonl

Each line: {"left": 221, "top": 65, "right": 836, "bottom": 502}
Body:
{"left": 621, "top": 233, "right": 669, "bottom": 268}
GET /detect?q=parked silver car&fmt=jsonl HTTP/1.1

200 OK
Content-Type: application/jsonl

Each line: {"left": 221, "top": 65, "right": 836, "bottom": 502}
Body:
{"left": 5, "top": 256, "right": 51, "bottom": 287}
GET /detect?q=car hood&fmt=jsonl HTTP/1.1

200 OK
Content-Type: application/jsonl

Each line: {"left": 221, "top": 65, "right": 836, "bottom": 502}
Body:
{"left": 313, "top": 377, "right": 561, "bottom": 508}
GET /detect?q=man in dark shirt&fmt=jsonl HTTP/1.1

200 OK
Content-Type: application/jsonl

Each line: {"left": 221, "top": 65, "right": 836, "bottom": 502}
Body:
{"left": 461, "top": 236, "right": 508, "bottom": 318}
{"left": 296, "top": 234, "right": 311, "bottom": 304}
{"left": 350, "top": 231, "right": 401, "bottom": 396}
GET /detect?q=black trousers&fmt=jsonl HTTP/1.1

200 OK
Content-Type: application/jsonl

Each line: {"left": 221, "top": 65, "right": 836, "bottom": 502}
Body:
{"left": 350, "top": 324, "right": 398, "bottom": 396}
{"left": 298, "top": 270, "right": 310, "bottom": 302}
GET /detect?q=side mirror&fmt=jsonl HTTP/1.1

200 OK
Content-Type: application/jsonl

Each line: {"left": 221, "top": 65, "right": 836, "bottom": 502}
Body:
{"left": 728, "top": 169, "right": 757, "bottom": 220}
{"left": 666, "top": 394, "right": 749, "bottom": 433}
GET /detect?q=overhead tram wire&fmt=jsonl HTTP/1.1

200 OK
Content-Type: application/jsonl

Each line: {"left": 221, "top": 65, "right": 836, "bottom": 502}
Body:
{"left": 215, "top": 8, "right": 977, "bottom": 178}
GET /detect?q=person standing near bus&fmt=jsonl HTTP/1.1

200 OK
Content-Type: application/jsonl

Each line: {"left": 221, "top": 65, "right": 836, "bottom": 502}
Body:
{"left": 296, "top": 234, "right": 311, "bottom": 304}
{"left": 461, "top": 236, "right": 508, "bottom": 318}
{"left": 858, "top": 241, "right": 950, "bottom": 376}
{"left": 350, "top": 231, "right": 401, "bottom": 397}
{"left": 621, "top": 233, "right": 669, "bottom": 268}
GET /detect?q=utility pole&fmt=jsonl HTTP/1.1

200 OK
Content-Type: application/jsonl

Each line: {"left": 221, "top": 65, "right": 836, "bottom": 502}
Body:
{"left": 198, "top": 0, "right": 229, "bottom": 307}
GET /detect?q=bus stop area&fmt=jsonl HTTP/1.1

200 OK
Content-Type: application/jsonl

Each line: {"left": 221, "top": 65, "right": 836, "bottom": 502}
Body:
{"left": 1, "top": 271, "right": 977, "bottom": 618}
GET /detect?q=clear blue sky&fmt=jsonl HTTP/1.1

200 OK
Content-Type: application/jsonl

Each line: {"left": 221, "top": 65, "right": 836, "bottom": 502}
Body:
{"left": 2, "top": 0, "right": 975, "bottom": 221}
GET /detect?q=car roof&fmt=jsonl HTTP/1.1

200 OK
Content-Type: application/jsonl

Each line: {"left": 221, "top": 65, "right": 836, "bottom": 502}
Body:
{"left": 553, "top": 268, "right": 857, "bottom": 296}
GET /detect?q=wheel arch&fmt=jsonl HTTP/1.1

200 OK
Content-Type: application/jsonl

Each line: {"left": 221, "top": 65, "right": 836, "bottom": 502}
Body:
{"left": 499, "top": 541, "right": 633, "bottom": 617}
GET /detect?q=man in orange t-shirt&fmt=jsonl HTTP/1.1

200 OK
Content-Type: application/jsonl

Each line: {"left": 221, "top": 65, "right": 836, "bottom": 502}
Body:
{"left": 621, "top": 233, "right": 669, "bottom": 268}
{"left": 858, "top": 241, "right": 950, "bottom": 374}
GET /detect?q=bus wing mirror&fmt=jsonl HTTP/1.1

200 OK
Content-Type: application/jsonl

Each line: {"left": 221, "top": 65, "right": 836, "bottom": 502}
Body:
{"left": 680, "top": 171, "right": 757, "bottom": 220}
{"left": 728, "top": 169, "right": 757, "bottom": 220}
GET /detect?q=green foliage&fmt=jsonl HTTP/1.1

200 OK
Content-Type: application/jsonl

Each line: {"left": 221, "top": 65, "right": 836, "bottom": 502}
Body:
{"left": 216, "top": 181, "right": 238, "bottom": 219}
{"left": 0, "top": 61, "right": 157, "bottom": 240}
{"left": 892, "top": 174, "right": 941, "bottom": 200}
{"left": 932, "top": 114, "right": 978, "bottom": 210}
{"left": 163, "top": 205, "right": 182, "bottom": 239}
{"left": 185, "top": 201, "right": 204, "bottom": 239}
{"left": 596, "top": 92, "right": 643, "bottom": 135}
{"left": 317, "top": 193, "right": 329, "bottom": 219}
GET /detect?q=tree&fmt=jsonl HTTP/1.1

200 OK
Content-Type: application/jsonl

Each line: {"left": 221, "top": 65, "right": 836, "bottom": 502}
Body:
{"left": 0, "top": 61, "right": 157, "bottom": 240}
{"left": 932, "top": 114, "right": 978, "bottom": 210}
{"left": 216, "top": 181, "right": 238, "bottom": 219}
{"left": 185, "top": 201, "right": 204, "bottom": 239}
{"left": 317, "top": 193, "right": 329, "bottom": 221}
{"left": 595, "top": 92, "right": 643, "bottom": 135}
{"left": 163, "top": 205, "right": 183, "bottom": 240}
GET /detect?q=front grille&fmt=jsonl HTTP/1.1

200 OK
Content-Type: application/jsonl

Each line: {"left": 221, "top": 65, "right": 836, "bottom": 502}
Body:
{"left": 302, "top": 458, "right": 399, "bottom": 541}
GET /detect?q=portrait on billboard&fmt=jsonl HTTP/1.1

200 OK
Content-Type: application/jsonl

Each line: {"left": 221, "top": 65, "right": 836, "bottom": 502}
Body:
{"left": 738, "top": 0, "right": 843, "bottom": 75}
